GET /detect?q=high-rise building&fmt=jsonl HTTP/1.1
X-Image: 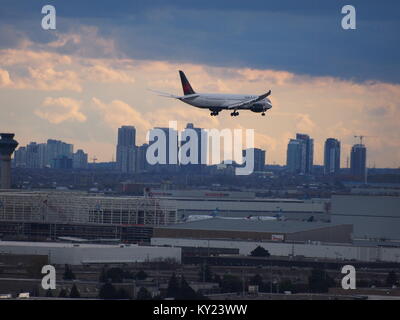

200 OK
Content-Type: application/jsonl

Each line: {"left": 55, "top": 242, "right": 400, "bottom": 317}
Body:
{"left": 73, "top": 149, "right": 88, "bottom": 169}
{"left": 286, "top": 139, "right": 306, "bottom": 174}
{"left": 148, "top": 127, "right": 179, "bottom": 173}
{"left": 350, "top": 144, "right": 366, "bottom": 178}
{"left": 180, "top": 123, "right": 208, "bottom": 173}
{"left": 47, "top": 139, "right": 73, "bottom": 168}
{"left": 296, "top": 133, "right": 314, "bottom": 174}
{"left": 116, "top": 126, "right": 137, "bottom": 173}
{"left": 243, "top": 148, "right": 266, "bottom": 173}
{"left": 136, "top": 143, "right": 149, "bottom": 173}
{"left": 14, "top": 140, "right": 73, "bottom": 169}
{"left": 324, "top": 138, "right": 341, "bottom": 175}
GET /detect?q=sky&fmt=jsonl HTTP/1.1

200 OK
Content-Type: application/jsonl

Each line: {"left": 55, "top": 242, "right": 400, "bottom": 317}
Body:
{"left": 0, "top": 0, "right": 399, "bottom": 167}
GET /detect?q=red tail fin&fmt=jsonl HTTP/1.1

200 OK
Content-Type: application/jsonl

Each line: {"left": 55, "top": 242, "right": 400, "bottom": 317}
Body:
{"left": 179, "top": 70, "right": 196, "bottom": 95}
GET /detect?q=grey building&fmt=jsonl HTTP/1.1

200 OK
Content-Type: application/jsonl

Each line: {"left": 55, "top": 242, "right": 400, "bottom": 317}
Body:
{"left": 286, "top": 139, "right": 305, "bottom": 173}
{"left": 331, "top": 194, "right": 400, "bottom": 241}
{"left": 147, "top": 127, "right": 179, "bottom": 173}
{"left": 350, "top": 144, "right": 366, "bottom": 178}
{"left": 243, "top": 148, "right": 266, "bottom": 173}
{"left": 324, "top": 138, "right": 341, "bottom": 175}
{"left": 73, "top": 149, "right": 88, "bottom": 169}
{"left": 296, "top": 133, "right": 314, "bottom": 174}
{"left": 116, "top": 126, "right": 137, "bottom": 173}
{"left": 180, "top": 123, "right": 208, "bottom": 173}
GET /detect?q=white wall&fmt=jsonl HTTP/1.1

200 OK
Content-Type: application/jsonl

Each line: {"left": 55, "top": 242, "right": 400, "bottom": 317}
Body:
{"left": 0, "top": 242, "right": 181, "bottom": 265}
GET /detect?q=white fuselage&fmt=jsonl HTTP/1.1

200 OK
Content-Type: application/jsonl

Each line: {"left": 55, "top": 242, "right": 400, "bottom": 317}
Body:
{"left": 180, "top": 93, "right": 272, "bottom": 111}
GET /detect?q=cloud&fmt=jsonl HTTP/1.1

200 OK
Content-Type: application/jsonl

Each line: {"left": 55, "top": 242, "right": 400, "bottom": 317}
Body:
{"left": 35, "top": 97, "right": 86, "bottom": 124}
{"left": 85, "top": 64, "right": 135, "bottom": 84}
{"left": 91, "top": 97, "right": 152, "bottom": 132}
{"left": 0, "top": 68, "right": 13, "bottom": 87}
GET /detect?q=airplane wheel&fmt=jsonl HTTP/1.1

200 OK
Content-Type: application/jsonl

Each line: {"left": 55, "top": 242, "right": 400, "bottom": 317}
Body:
{"left": 234, "top": 112, "right": 239, "bottom": 116}
{"left": 230, "top": 112, "right": 234, "bottom": 116}
{"left": 262, "top": 113, "right": 265, "bottom": 116}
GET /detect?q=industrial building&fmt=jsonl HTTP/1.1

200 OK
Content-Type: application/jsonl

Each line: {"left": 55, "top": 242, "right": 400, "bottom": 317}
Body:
{"left": 151, "top": 237, "right": 400, "bottom": 263}
{"left": 153, "top": 219, "right": 352, "bottom": 243}
{"left": 0, "top": 191, "right": 177, "bottom": 242}
{"left": 331, "top": 194, "right": 400, "bottom": 241}
{"left": 147, "top": 189, "right": 329, "bottom": 221}
{"left": 0, "top": 241, "right": 181, "bottom": 265}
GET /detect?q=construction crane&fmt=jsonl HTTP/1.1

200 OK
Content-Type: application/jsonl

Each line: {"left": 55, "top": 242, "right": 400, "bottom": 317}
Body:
{"left": 354, "top": 135, "right": 376, "bottom": 145}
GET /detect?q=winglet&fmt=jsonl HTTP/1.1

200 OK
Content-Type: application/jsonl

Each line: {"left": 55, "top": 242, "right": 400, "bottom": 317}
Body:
{"left": 179, "top": 70, "right": 196, "bottom": 95}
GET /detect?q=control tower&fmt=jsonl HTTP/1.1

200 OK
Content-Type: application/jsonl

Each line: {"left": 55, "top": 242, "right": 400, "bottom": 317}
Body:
{"left": 0, "top": 133, "right": 18, "bottom": 189}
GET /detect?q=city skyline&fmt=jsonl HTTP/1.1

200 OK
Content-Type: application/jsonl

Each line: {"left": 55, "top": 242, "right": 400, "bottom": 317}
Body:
{"left": 11, "top": 126, "right": 380, "bottom": 173}
{"left": 1, "top": 2, "right": 399, "bottom": 168}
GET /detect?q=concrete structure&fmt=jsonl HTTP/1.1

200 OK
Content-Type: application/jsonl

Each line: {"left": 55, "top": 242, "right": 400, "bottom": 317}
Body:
{"left": 180, "top": 123, "right": 207, "bottom": 173}
{"left": 286, "top": 139, "right": 305, "bottom": 174}
{"left": 0, "top": 241, "right": 181, "bottom": 265}
{"left": 116, "top": 126, "right": 137, "bottom": 173}
{"left": 0, "top": 191, "right": 177, "bottom": 242}
{"left": 154, "top": 219, "right": 353, "bottom": 243}
{"left": 243, "top": 148, "right": 266, "bottom": 172}
{"left": 147, "top": 190, "right": 329, "bottom": 221}
{"left": 296, "top": 133, "right": 314, "bottom": 174}
{"left": 331, "top": 194, "right": 400, "bottom": 241}
{"left": 324, "top": 138, "right": 341, "bottom": 175}
{"left": 151, "top": 237, "right": 400, "bottom": 263}
{"left": 73, "top": 149, "right": 88, "bottom": 169}
{"left": 350, "top": 144, "right": 367, "bottom": 178}
{"left": 0, "top": 133, "right": 18, "bottom": 189}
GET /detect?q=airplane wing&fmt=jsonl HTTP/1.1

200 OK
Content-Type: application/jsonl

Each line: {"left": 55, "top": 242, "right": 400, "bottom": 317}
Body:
{"left": 227, "top": 90, "right": 271, "bottom": 109}
{"left": 148, "top": 89, "right": 199, "bottom": 100}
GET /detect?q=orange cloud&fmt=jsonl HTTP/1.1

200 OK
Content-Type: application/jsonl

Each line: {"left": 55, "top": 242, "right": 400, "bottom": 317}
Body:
{"left": 35, "top": 97, "right": 86, "bottom": 124}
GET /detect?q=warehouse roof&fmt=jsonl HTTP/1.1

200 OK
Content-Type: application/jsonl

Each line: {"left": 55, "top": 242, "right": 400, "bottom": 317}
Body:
{"left": 158, "top": 218, "right": 342, "bottom": 234}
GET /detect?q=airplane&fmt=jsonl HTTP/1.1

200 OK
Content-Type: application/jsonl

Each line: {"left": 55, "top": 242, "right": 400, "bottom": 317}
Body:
{"left": 183, "top": 212, "right": 278, "bottom": 222}
{"left": 150, "top": 70, "right": 272, "bottom": 117}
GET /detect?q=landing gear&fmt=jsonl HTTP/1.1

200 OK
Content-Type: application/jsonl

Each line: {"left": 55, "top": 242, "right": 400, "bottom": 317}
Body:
{"left": 261, "top": 112, "right": 266, "bottom": 116}
{"left": 230, "top": 111, "right": 239, "bottom": 117}
{"left": 210, "top": 111, "right": 219, "bottom": 116}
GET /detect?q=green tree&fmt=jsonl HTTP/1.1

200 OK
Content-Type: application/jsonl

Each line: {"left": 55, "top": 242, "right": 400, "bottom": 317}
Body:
{"left": 199, "top": 264, "right": 213, "bottom": 282}
{"left": 99, "top": 282, "right": 118, "bottom": 299}
{"left": 58, "top": 288, "right": 67, "bottom": 298}
{"left": 308, "top": 268, "right": 335, "bottom": 293}
{"left": 249, "top": 274, "right": 263, "bottom": 288}
{"left": 137, "top": 287, "right": 152, "bottom": 300}
{"left": 63, "top": 264, "right": 76, "bottom": 280}
{"left": 176, "top": 276, "right": 198, "bottom": 300}
{"left": 106, "top": 268, "right": 124, "bottom": 283}
{"left": 99, "top": 267, "right": 108, "bottom": 283}
{"left": 69, "top": 284, "right": 80, "bottom": 298}
{"left": 386, "top": 271, "right": 398, "bottom": 287}
{"left": 250, "top": 246, "right": 270, "bottom": 257}
{"left": 220, "top": 275, "right": 242, "bottom": 293}
{"left": 135, "top": 270, "right": 148, "bottom": 280}
{"left": 166, "top": 273, "right": 180, "bottom": 298}
{"left": 117, "top": 288, "right": 131, "bottom": 300}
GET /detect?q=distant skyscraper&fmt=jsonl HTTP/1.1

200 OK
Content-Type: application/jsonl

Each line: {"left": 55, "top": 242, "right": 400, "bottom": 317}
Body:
{"left": 116, "top": 126, "right": 137, "bottom": 173}
{"left": 73, "top": 149, "right": 88, "bottom": 169}
{"left": 136, "top": 143, "right": 149, "bottom": 173}
{"left": 324, "top": 138, "right": 341, "bottom": 175}
{"left": 350, "top": 144, "right": 367, "bottom": 178}
{"left": 148, "top": 127, "right": 179, "bottom": 173}
{"left": 47, "top": 139, "right": 73, "bottom": 168}
{"left": 243, "top": 148, "right": 266, "bottom": 172}
{"left": 286, "top": 139, "right": 306, "bottom": 174}
{"left": 296, "top": 133, "right": 314, "bottom": 174}
{"left": 180, "top": 123, "right": 207, "bottom": 173}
